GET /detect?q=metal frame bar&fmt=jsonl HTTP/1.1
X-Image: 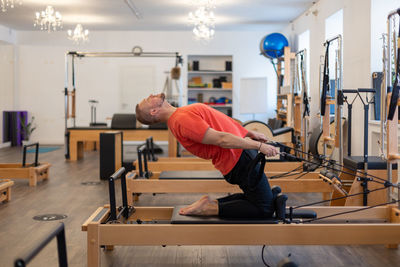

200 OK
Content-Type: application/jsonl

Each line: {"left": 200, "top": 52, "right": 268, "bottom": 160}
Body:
{"left": 63, "top": 49, "right": 182, "bottom": 159}
{"left": 22, "top": 143, "right": 39, "bottom": 167}
{"left": 15, "top": 223, "right": 68, "bottom": 267}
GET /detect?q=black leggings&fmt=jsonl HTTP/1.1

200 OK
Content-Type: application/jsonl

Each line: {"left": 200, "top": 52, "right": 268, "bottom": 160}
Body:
{"left": 217, "top": 149, "right": 274, "bottom": 218}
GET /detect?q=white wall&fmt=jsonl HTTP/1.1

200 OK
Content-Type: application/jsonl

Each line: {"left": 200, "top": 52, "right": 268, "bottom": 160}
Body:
{"left": 0, "top": 24, "right": 16, "bottom": 44}
{"left": 284, "top": 0, "right": 371, "bottom": 156}
{"left": 14, "top": 30, "right": 277, "bottom": 144}
{"left": 370, "top": 0, "right": 400, "bottom": 73}
{"left": 0, "top": 44, "right": 15, "bottom": 143}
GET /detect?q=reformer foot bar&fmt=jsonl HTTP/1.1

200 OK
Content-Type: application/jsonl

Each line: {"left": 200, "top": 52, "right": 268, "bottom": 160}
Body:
{"left": 0, "top": 143, "right": 51, "bottom": 186}
{"left": 82, "top": 168, "right": 400, "bottom": 267}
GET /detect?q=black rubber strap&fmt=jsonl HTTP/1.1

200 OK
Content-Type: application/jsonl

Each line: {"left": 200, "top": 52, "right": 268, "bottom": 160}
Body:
{"left": 388, "top": 20, "right": 400, "bottom": 120}
{"left": 320, "top": 42, "right": 330, "bottom": 116}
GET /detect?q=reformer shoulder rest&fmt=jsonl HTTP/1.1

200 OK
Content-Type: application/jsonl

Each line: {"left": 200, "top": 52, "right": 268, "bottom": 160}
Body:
{"left": 170, "top": 205, "right": 316, "bottom": 224}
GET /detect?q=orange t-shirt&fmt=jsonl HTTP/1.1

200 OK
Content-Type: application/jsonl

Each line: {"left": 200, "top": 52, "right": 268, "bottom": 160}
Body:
{"left": 167, "top": 103, "right": 248, "bottom": 175}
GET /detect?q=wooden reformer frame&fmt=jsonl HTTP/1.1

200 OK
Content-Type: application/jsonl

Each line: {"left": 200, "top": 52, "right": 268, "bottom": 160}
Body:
{"left": 82, "top": 167, "right": 400, "bottom": 267}
{"left": 0, "top": 143, "right": 51, "bottom": 186}
{"left": 0, "top": 179, "right": 14, "bottom": 203}
{"left": 127, "top": 145, "right": 331, "bottom": 205}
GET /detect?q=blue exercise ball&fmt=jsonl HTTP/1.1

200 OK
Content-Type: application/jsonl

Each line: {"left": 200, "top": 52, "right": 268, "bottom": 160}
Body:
{"left": 260, "top": 33, "right": 289, "bottom": 59}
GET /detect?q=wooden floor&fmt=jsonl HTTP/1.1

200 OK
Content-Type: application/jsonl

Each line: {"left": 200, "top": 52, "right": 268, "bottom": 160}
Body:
{"left": 0, "top": 145, "right": 400, "bottom": 267}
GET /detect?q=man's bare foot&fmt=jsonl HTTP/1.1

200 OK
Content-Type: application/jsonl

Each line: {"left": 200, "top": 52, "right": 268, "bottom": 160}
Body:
{"left": 179, "top": 196, "right": 218, "bottom": 216}
{"left": 179, "top": 195, "right": 209, "bottom": 214}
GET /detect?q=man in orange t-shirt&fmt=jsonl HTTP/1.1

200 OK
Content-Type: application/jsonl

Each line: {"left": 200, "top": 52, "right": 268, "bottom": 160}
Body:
{"left": 136, "top": 93, "right": 279, "bottom": 218}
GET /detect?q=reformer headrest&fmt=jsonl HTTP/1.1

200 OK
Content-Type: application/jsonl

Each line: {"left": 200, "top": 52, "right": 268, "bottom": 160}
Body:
{"left": 111, "top": 113, "right": 136, "bottom": 129}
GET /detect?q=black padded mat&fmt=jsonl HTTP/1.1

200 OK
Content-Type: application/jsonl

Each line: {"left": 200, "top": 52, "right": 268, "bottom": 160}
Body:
{"left": 159, "top": 171, "right": 223, "bottom": 179}
{"left": 171, "top": 206, "right": 278, "bottom": 224}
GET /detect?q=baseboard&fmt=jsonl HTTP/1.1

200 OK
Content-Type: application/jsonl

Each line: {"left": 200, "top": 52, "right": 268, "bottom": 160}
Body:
{"left": 0, "top": 142, "right": 11, "bottom": 149}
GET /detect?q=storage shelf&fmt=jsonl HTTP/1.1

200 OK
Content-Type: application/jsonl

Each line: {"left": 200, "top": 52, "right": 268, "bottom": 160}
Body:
{"left": 188, "top": 71, "right": 232, "bottom": 75}
{"left": 207, "top": 104, "right": 232, "bottom": 108}
{"left": 188, "top": 88, "right": 232, "bottom": 91}
{"left": 188, "top": 54, "right": 233, "bottom": 117}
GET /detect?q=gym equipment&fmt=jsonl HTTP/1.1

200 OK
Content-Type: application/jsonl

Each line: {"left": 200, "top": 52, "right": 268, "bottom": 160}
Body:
{"left": 243, "top": 121, "right": 293, "bottom": 145}
{"left": 110, "top": 114, "right": 136, "bottom": 129}
{"left": 260, "top": 33, "right": 289, "bottom": 59}
{"left": 387, "top": 9, "right": 400, "bottom": 120}
{"left": 99, "top": 131, "right": 123, "bottom": 180}
{"left": 63, "top": 48, "right": 183, "bottom": 159}
{"left": 14, "top": 222, "right": 68, "bottom": 267}
{"left": 293, "top": 49, "right": 310, "bottom": 157}
{"left": 82, "top": 167, "right": 400, "bottom": 267}
{"left": 0, "top": 143, "right": 51, "bottom": 186}
{"left": 66, "top": 127, "right": 174, "bottom": 161}
{"left": 0, "top": 179, "right": 14, "bottom": 203}
{"left": 88, "top": 100, "right": 107, "bottom": 127}
{"left": 379, "top": 8, "right": 400, "bottom": 205}
{"left": 319, "top": 34, "right": 344, "bottom": 166}
{"left": 127, "top": 147, "right": 330, "bottom": 205}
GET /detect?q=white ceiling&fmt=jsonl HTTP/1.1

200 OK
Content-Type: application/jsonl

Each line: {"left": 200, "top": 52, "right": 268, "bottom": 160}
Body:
{"left": 0, "top": 0, "right": 315, "bottom": 31}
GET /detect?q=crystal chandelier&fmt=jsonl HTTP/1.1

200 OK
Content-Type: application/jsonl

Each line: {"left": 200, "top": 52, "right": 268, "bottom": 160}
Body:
{"left": 67, "top": 24, "right": 89, "bottom": 44}
{"left": 193, "top": 24, "right": 215, "bottom": 40}
{"left": 190, "top": 0, "right": 216, "bottom": 9}
{"left": 188, "top": 4, "right": 216, "bottom": 41}
{"left": 34, "top": 6, "right": 63, "bottom": 32}
{"left": 1, "top": 0, "right": 22, "bottom": 12}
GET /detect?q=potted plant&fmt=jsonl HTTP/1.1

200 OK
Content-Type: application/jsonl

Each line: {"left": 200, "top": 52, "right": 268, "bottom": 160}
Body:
{"left": 20, "top": 115, "right": 36, "bottom": 146}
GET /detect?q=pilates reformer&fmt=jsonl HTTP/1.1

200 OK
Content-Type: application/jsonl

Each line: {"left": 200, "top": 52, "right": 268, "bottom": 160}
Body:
{"left": 63, "top": 48, "right": 183, "bottom": 161}
{"left": 126, "top": 140, "right": 331, "bottom": 205}
{"left": 82, "top": 166, "right": 400, "bottom": 267}
{"left": 0, "top": 179, "right": 14, "bottom": 203}
{"left": 0, "top": 143, "right": 51, "bottom": 186}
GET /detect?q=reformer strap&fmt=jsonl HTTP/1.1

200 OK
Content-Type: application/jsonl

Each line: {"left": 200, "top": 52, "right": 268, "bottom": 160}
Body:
{"left": 301, "top": 54, "right": 310, "bottom": 118}
{"left": 388, "top": 18, "right": 400, "bottom": 120}
{"left": 320, "top": 42, "right": 330, "bottom": 116}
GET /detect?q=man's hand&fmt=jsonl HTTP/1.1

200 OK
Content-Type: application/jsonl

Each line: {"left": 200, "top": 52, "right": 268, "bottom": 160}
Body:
{"left": 259, "top": 143, "right": 279, "bottom": 157}
{"left": 247, "top": 130, "right": 268, "bottom": 142}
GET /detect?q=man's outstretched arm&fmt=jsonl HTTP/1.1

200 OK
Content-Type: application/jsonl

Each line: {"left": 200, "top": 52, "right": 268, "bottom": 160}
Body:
{"left": 201, "top": 128, "right": 278, "bottom": 157}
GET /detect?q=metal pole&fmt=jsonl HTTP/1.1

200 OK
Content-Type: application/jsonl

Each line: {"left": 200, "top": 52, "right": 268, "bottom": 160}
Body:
{"left": 337, "top": 35, "right": 343, "bottom": 166}
{"left": 71, "top": 56, "right": 76, "bottom": 128}
{"left": 380, "top": 34, "right": 387, "bottom": 158}
{"left": 386, "top": 9, "right": 398, "bottom": 205}
{"left": 64, "top": 53, "right": 69, "bottom": 159}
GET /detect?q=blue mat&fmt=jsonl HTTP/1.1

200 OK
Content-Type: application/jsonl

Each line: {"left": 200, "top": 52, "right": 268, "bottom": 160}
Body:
{"left": 27, "top": 147, "right": 60, "bottom": 153}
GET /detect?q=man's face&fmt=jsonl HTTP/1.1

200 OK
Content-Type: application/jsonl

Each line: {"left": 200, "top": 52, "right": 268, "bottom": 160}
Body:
{"left": 140, "top": 93, "right": 165, "bottom": 111}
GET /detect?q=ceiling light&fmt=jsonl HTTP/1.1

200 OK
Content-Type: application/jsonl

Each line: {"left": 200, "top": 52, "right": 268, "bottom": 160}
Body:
{"left": 67, "top": 24, "right": 89, "bottom": 45}
{"left": 124, "top": 0, "right": 142, "bottom": 19}
{"left": 188, "top": 5, "right": 216, "bottom": 41}
{"left": 34, "top": 6, "right": 63, "bottom": 32}
{"left": 191, "top": 0, "right": 216, "bottom": 9}
{"left": 193, "top": 24, "right": 214, "bottom": 41}
{"left": 1, "top": 0, "right": 22, "bottom": 12}
{"left": 188, "top": 6, "right": 215, "bottom": 28}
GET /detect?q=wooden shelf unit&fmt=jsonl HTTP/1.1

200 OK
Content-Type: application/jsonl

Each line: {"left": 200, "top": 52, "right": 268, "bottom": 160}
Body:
{"left": 187, "top": 55, "right": 233, "bottom": 117}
